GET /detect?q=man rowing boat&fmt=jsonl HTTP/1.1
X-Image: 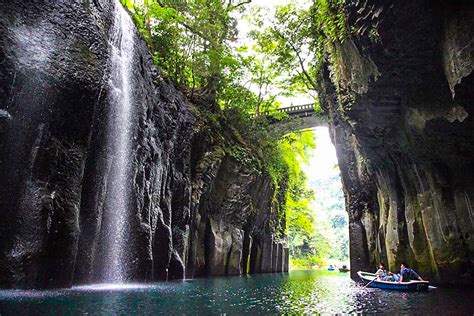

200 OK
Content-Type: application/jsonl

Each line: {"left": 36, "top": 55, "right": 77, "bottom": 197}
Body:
{"left": 397, "top": 262, "right": 424, "bottom": 283}
{"left": 374, "top": 262, "right": 424, "bottom": 283}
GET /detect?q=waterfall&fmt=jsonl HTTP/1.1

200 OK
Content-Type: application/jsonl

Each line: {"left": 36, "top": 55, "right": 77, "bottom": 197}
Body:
{"left": 101, "top": 0, "right": 135, "bottom": 283}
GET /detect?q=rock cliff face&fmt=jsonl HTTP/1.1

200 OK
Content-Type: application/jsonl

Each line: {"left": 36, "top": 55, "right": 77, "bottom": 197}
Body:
{"left": 318, "top": 0, "right": 474, "bottom": 285}
{"left": 0, "top": 0, "right": 287, "bottom": 289}
{"left": 186, "top": 109, "right": 288, "bottom": 278}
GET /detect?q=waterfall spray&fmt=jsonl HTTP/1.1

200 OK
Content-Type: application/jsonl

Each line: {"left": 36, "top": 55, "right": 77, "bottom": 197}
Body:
{"left": 102, "top": 0, "right": 135, "bottom": 283}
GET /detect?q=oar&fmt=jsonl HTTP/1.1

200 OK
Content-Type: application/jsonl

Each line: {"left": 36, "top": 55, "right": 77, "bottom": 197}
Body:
{"left": 363, "top": 276, "right": 378, "bottom": 288}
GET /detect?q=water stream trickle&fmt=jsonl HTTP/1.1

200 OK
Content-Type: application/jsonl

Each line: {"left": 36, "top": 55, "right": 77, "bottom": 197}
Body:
{"left": 101, "top": 0, "right": 135, "bottom": 283}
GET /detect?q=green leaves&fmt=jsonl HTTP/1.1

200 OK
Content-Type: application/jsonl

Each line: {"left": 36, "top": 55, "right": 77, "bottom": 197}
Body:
{"left": 246, "top": 2, "right": 320, "bottom": 101}
{"left": 117, "top": 0, "right": 339, "bottom": 265}
{"left": 147, "top": 4, "right": 180, "bottom": 22}
{"left": 120, "top": 0, "right": 134, "bottom": 10}
{"left": 119, "top": 0, "right": 244, "bottom": 93}
{"left": 312, "top": 0, "right": 347, "bottom": 43}
{"left": 261, "top": 131, "right": 316, "bottom": 258}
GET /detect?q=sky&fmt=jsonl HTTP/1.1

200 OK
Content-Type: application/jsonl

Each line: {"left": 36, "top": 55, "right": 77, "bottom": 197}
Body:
{"left": 304, "top": 127, "right": 340, "bottom": 181}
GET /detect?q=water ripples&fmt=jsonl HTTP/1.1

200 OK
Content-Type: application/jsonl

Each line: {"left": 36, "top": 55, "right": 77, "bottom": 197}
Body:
{"left": 1, "top": 270, "right": 473, "bottom": 315}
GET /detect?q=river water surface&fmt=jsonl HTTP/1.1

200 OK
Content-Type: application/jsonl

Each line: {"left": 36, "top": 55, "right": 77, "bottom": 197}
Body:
{"left": 1, "top": 270, "right": 473, "bottom": 315}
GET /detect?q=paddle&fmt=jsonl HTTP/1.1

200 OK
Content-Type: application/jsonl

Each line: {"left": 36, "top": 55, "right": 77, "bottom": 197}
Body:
{"left": 363, "top": 276, "right": 378, "bottom": 288}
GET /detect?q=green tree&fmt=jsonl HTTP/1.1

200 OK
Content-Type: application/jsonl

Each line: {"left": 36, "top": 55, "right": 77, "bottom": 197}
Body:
{"left": 122, "top": 0, "right": 252, "bottom": 102}
{"left": 246, "top": 4, "right": 319, "bottom": 104}
{"left": 118, "top": 0, "right": 341, "bottom": 267}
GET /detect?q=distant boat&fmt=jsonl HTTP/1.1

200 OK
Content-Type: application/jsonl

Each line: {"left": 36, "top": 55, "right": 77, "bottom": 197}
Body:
{"left": 358, "top": 271, "right": 429, "bottom": 292}
{"left": 339, "top": 267, "right": 350, "bottom": 273}
{"left": 327, "top": 266, "right": 335, "bottom": 271}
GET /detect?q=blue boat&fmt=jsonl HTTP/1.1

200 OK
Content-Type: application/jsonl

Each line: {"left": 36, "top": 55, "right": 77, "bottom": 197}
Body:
{"left": 358, "top": 271, "right": 429, "bottom": 292}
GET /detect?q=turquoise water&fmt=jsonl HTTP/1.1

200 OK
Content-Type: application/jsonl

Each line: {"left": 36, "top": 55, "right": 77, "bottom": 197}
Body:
{"left": 0, "top": 270, "right": 473, "bottom": 315}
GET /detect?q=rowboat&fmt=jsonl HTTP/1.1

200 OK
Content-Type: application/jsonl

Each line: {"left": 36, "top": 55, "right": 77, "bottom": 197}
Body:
{"left": 339, "top": 267, "right": 350, "bottom": 273}
{"left": 358, "top": 271, "right": 429, "bottom": 292}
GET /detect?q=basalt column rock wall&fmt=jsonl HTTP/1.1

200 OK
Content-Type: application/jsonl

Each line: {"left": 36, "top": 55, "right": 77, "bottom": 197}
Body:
{"left": 0, "top": 0, "right": 117, "bottom": 288}
{"left": 186, "top": 154, "right": 288, "bottom": 278}
{"left": 185, "top": 106, "right": 288, "bottom": 278}
{"left": 0, "top": 0, "right": 287, "bottom": 289}
{"left": 318, "top": 0, "right": 474, "bottom": 286}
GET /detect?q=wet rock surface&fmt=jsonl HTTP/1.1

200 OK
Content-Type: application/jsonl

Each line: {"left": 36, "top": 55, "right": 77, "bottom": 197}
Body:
{"left": 319, "top": 0, "right": 474, "bottom": 286}
{"left": 0, "top": 0, "right": 287, "bottom": 289}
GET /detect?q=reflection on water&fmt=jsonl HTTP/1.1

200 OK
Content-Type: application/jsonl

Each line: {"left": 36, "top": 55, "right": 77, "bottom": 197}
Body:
{"left": 0, "top": 270, "right": 473, "bottom": 315}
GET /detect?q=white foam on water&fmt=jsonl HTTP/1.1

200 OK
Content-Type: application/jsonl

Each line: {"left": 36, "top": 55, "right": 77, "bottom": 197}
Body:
{"left": 73, "top": 283, "right": 154, "bottom": 291}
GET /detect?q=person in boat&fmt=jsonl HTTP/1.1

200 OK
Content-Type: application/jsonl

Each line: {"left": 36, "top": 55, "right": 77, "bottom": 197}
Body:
{"left": 397, "top": 262, "right": 424, "bottom": 283}
{"left": 375, "top": 262, "right": 389, "bottom": 280}
{"left": 374, "top": 263, "right": 400, "bottom": 282}
{"left": 385, "top": 271, "right": 400, "bottom": 282}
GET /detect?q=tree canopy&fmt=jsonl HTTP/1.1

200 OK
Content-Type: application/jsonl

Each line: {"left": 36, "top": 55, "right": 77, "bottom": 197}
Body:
{"left": 120, "top": 0, "right": 347, "bottom": 267}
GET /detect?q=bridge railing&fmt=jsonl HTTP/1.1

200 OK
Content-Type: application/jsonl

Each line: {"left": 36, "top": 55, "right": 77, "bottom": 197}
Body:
{"left": 255, "top": 103, "right": 315, "bottom": 117}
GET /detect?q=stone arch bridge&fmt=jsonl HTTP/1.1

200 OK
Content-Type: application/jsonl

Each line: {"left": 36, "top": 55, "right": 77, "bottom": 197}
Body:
{"left": 257, "top": 103, "right": 328, "bottom": 135}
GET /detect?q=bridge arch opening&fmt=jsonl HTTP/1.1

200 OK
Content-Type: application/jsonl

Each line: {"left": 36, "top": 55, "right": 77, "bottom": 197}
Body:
{"left": 261, "top": 103, "right": 348, "bottom": 270}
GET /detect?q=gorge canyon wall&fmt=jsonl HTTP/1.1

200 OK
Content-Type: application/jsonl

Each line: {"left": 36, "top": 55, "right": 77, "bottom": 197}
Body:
{"left": 0, "top": 0, "right": 287, "bottom": 289}
{"left": 319, "top": 0, "right": 474, "bottom": 286}
{"left": 2, "top": 0, "right": 473, "bottom": 290}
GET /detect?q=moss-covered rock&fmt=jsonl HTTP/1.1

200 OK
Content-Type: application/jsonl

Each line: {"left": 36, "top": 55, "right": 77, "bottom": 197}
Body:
{"left": 316, "top": 0, "right": 474, "bottom": 286}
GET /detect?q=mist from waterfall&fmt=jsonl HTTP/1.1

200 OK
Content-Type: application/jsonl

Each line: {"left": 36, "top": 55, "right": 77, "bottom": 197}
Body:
{"left": 101, "top": 0, "right": 135, "bottom": 283}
